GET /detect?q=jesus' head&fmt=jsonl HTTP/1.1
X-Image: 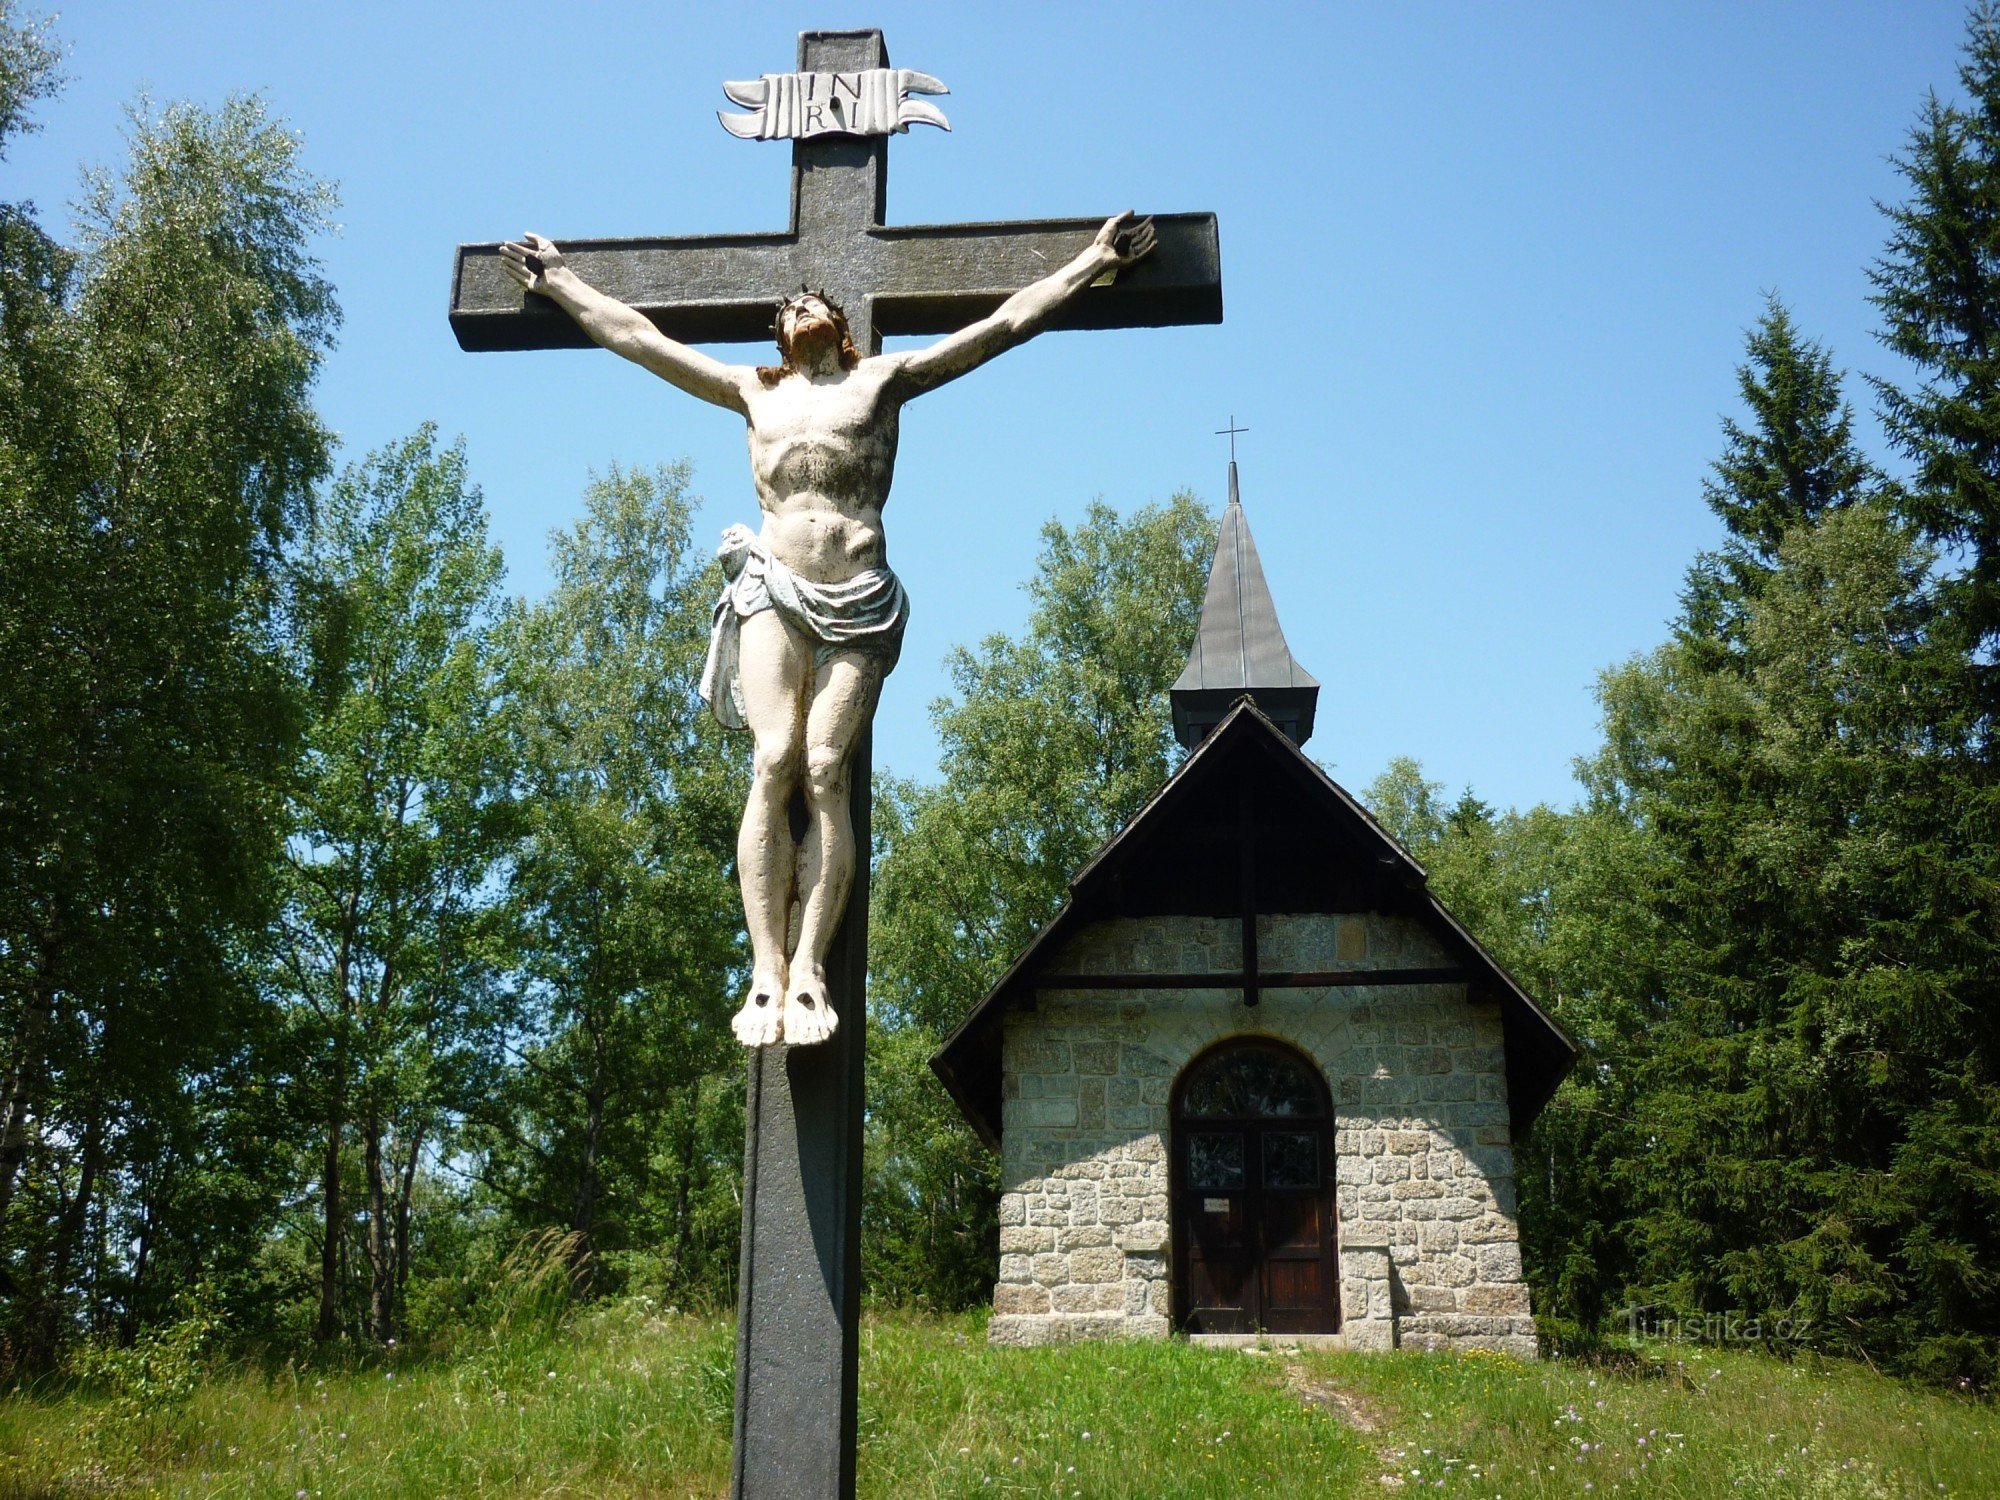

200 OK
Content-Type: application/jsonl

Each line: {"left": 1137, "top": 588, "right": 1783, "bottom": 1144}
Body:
{"left": 758, "top": 290, "right": 861, "bottom": 385}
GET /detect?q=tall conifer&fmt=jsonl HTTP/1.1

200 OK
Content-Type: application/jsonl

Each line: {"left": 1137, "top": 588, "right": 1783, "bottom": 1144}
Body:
{"left": 1872, "top": 1, "right": 2000, "bottom": 731}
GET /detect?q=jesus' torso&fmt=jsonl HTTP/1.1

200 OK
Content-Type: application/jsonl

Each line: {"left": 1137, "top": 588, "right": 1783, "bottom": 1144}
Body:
{"left": 742, "top": 360, "right": 902, "bottom": 584}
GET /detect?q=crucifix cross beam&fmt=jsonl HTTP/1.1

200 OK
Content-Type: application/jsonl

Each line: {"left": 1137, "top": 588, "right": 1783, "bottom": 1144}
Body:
{"left": 449, "top": 31, "right": 1221, "bottom": 357}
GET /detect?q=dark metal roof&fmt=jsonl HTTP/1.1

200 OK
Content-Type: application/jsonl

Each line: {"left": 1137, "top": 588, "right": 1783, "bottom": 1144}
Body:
{"left": 930, "top": 699, "right": 1580, "bottom": 1151}
{"left": 1171, "top": 463, "right": 1319, "bottom": 748}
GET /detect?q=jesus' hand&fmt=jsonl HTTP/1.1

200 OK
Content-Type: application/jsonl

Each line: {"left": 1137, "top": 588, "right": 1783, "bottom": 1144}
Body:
{"left": 1094, "top": 211, "right": 1158, "bottom": 270}
{"left": 499, "top": 232, "right": 565, "bottom": 295}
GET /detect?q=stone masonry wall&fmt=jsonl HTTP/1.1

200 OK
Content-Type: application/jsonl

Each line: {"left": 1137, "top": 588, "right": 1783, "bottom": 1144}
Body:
{"left": 992, "top": 912, "right": 1536, "bottom": 1358}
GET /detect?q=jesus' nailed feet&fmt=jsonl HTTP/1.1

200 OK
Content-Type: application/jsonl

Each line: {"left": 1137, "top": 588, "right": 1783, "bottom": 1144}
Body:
{"left": 733, "top": 960, "right": 840, "bottom": 1048}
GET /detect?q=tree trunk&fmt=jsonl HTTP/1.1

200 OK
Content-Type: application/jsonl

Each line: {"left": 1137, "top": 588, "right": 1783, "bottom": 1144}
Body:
{"left": 672, "top": 1101, "right": 697, "bottom": 1276}
{"left": 129, "top": 1192, "right": 155, "bottom": 1341}
{"left": 36, "top": 1111, "right": 103, "bottom": 1363}
{"left": 0, "top": 939, "right": 60, "bottom": 1248}
{"left": 393, "top": 1119, "right": 423, "bottom": 1302}
{"left": 569, "top": 1087, "right": 605, "bottom": 1300}
{"left": 315, "top": 1109, "right": 344, "bottom": 1343}
{"left": 365, "top": 1103, "right": 391, "bottom": 1343}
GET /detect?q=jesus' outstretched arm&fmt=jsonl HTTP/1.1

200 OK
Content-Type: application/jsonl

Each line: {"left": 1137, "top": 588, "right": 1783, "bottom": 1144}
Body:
{"left": 498, "top": 232, "right": 752, "bottom": 414}
{"left": 883, "top": 211, "right": 1157, "bottom": 397}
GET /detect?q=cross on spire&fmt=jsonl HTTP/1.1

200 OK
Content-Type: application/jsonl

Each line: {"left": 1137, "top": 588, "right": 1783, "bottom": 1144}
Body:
{"left": 1215, "top": 414, "right": 1249, "bottom": 465}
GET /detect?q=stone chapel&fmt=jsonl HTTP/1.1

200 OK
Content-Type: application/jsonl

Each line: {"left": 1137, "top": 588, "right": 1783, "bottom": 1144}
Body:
{"left": 930, "top": 461, "right": 1578, "bottom": 1356}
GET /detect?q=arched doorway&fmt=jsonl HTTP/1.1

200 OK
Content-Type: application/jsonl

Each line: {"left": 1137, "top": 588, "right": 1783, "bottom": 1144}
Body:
{"left": 1171, "top": 1038, "right": 1339, "bottom": 1335}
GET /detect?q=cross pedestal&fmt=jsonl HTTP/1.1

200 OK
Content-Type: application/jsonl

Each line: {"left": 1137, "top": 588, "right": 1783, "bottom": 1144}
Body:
{"left": 450, "top": 30, "right": 1220, "bottom": 1499}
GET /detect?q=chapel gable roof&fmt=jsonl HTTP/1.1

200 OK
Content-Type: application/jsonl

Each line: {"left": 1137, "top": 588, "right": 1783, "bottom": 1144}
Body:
{"left": 930, "top": 699, "right": 1579, "bottom": 1150}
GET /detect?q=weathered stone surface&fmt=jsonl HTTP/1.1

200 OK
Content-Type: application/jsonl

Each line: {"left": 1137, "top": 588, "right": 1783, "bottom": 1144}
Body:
{"left": 990, "top": 912, "right": 1534, "bottom": 1355}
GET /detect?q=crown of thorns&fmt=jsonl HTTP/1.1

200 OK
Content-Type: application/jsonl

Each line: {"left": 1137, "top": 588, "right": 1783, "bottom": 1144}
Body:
{"left": 772, "top": 284, "right": 847, "bottom": 334}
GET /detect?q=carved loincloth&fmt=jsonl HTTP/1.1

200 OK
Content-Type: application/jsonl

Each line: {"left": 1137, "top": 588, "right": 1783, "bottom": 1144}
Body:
{"left": 698, "top": 523, "right": 909, "bottom": 731}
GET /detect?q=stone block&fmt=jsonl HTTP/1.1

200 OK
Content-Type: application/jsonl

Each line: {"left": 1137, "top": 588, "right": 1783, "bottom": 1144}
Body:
{"left": 1052, "top": 1282, "right": 1124, "bottom": 1313}
{"left": 1462, "top": 1283, "right": 1532, "bottom": 1314}
{"left": 1372, "top": 1157, "right": 1410, "bottom": 1184}
{"left": 1417, "top": 1221, "right": 1459, "bottom": 1254}
{"left": 1074, "top": 1040, "right": 1120, "bottom": 1075}
{"left": 1335, "top": 916, "right": 1368, "bottom": 961}
{"left": 1058, "top": 1225, "right": 1112, "bottom": 1251}
{"left": 1100, "top": 1195, "right": 1142, "bottom": 1226}
{"left": 1066, "top": 1313, "right": 1126, "bottom": 1340}
{"left": 999, "top": 1226, "right": 1053, "bottom": 1254}
{"left": 1124, "top": 1249, "right": 1166, "bottom": 1277}
{"left": 1410, "top": 1047, "right": 1452, "bottom": 1075}
{"left": 994, "top": 1284, "right": 1048, "bottom": 1316}
{"left": 1069, "top": 1247, "right": 1123, "bottom": 1284}
{"left": 997, "top": 1195, "right": 1025, "bottom": 1226}
{"left": 1121, "top": 1045, "right": 1172, "bottom": 1078}
{"left": 999, "top": 1254, "right": 1032, "bottom": 1284}
{"left": 1437, "top": 1256, "right": 1477, "bottom": 1288}
{"left": 1345, "top": 1317, "right": 1395, "bottom": 1352}
{"left": 1016, "top": 1098, "right": 1079, "bottom": 1129}
{"left": 1032, "top": 1253, "right": 1067, "bottom": 1286}
{"left": 1478, "top": 1243, "right": 1524, "bottom": 1282}
{"left": 1011, "top": 1038, "right": 1071, "bottom": 1074}
{"left": 1125, "top": 1314, "right": 1172, "bottom": 1340}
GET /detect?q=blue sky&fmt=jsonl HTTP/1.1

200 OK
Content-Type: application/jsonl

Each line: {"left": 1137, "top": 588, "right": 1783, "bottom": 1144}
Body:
{"left": 8, "top": 2, "right": 1972, "bottom": 810}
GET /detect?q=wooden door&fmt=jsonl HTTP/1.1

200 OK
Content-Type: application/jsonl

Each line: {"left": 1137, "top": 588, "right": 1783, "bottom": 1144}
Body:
{"left": 1173, "top": 1040, "right": 1338, "bottom": 1335}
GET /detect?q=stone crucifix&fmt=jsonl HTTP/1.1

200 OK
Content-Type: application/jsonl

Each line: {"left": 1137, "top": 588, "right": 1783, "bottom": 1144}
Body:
{"left": 498, "top": 211, "right": 1154, "bottom": 1046}
{"left": 451, "top": 29, "right": 1219, "bottom": 1498}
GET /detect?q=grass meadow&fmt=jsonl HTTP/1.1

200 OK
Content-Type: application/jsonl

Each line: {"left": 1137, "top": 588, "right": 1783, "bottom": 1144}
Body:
{"left": 0, "top": 1305, "right": 1993, "bottom": 1498}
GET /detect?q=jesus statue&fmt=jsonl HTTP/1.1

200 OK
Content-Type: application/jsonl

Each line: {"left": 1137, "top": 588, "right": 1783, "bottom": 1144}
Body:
{"left": 499, "top": 212, "right": 1157, "bottom": 1048}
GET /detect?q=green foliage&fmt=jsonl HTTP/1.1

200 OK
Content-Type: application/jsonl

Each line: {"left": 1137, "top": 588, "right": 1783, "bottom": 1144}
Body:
{"left": 1873, "top": 1, "right": 2000, "bottom": 720}
{"left": 0, "top": 37, "right": 337, "bottom": 1364}
{"left": 473, "top": 463, "right": 747, "bottom": 1307}
{"left": 0, "top": 4, "right": 60, "bottom": 159}
{"left": 872, "top": 494, "right": 1216, "bottom": 1037}
{"left": 63, "top": 1283, "right": 222, "bottom": 1460}
{"left": 1682, "top": 296, "right": 1884, "bottom": 655}
{"left": 866, "top": 493, "right": 1215, "bottom": 1307}
{"left": 276, "top": 425, "right": 511, "bottom": 1346}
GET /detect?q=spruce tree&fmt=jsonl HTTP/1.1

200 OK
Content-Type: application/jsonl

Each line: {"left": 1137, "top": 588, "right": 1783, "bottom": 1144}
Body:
{"left": 1682, "top": 296, "right": 1879, "bottom": 659}
{"left": 1872, "top": 0, "right": 2000, "bottom": 731}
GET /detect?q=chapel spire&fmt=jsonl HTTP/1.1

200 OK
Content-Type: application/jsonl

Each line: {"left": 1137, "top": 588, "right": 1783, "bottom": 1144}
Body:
{"left": 1170, "top": 456, "right": 1320, "bottom": 749}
